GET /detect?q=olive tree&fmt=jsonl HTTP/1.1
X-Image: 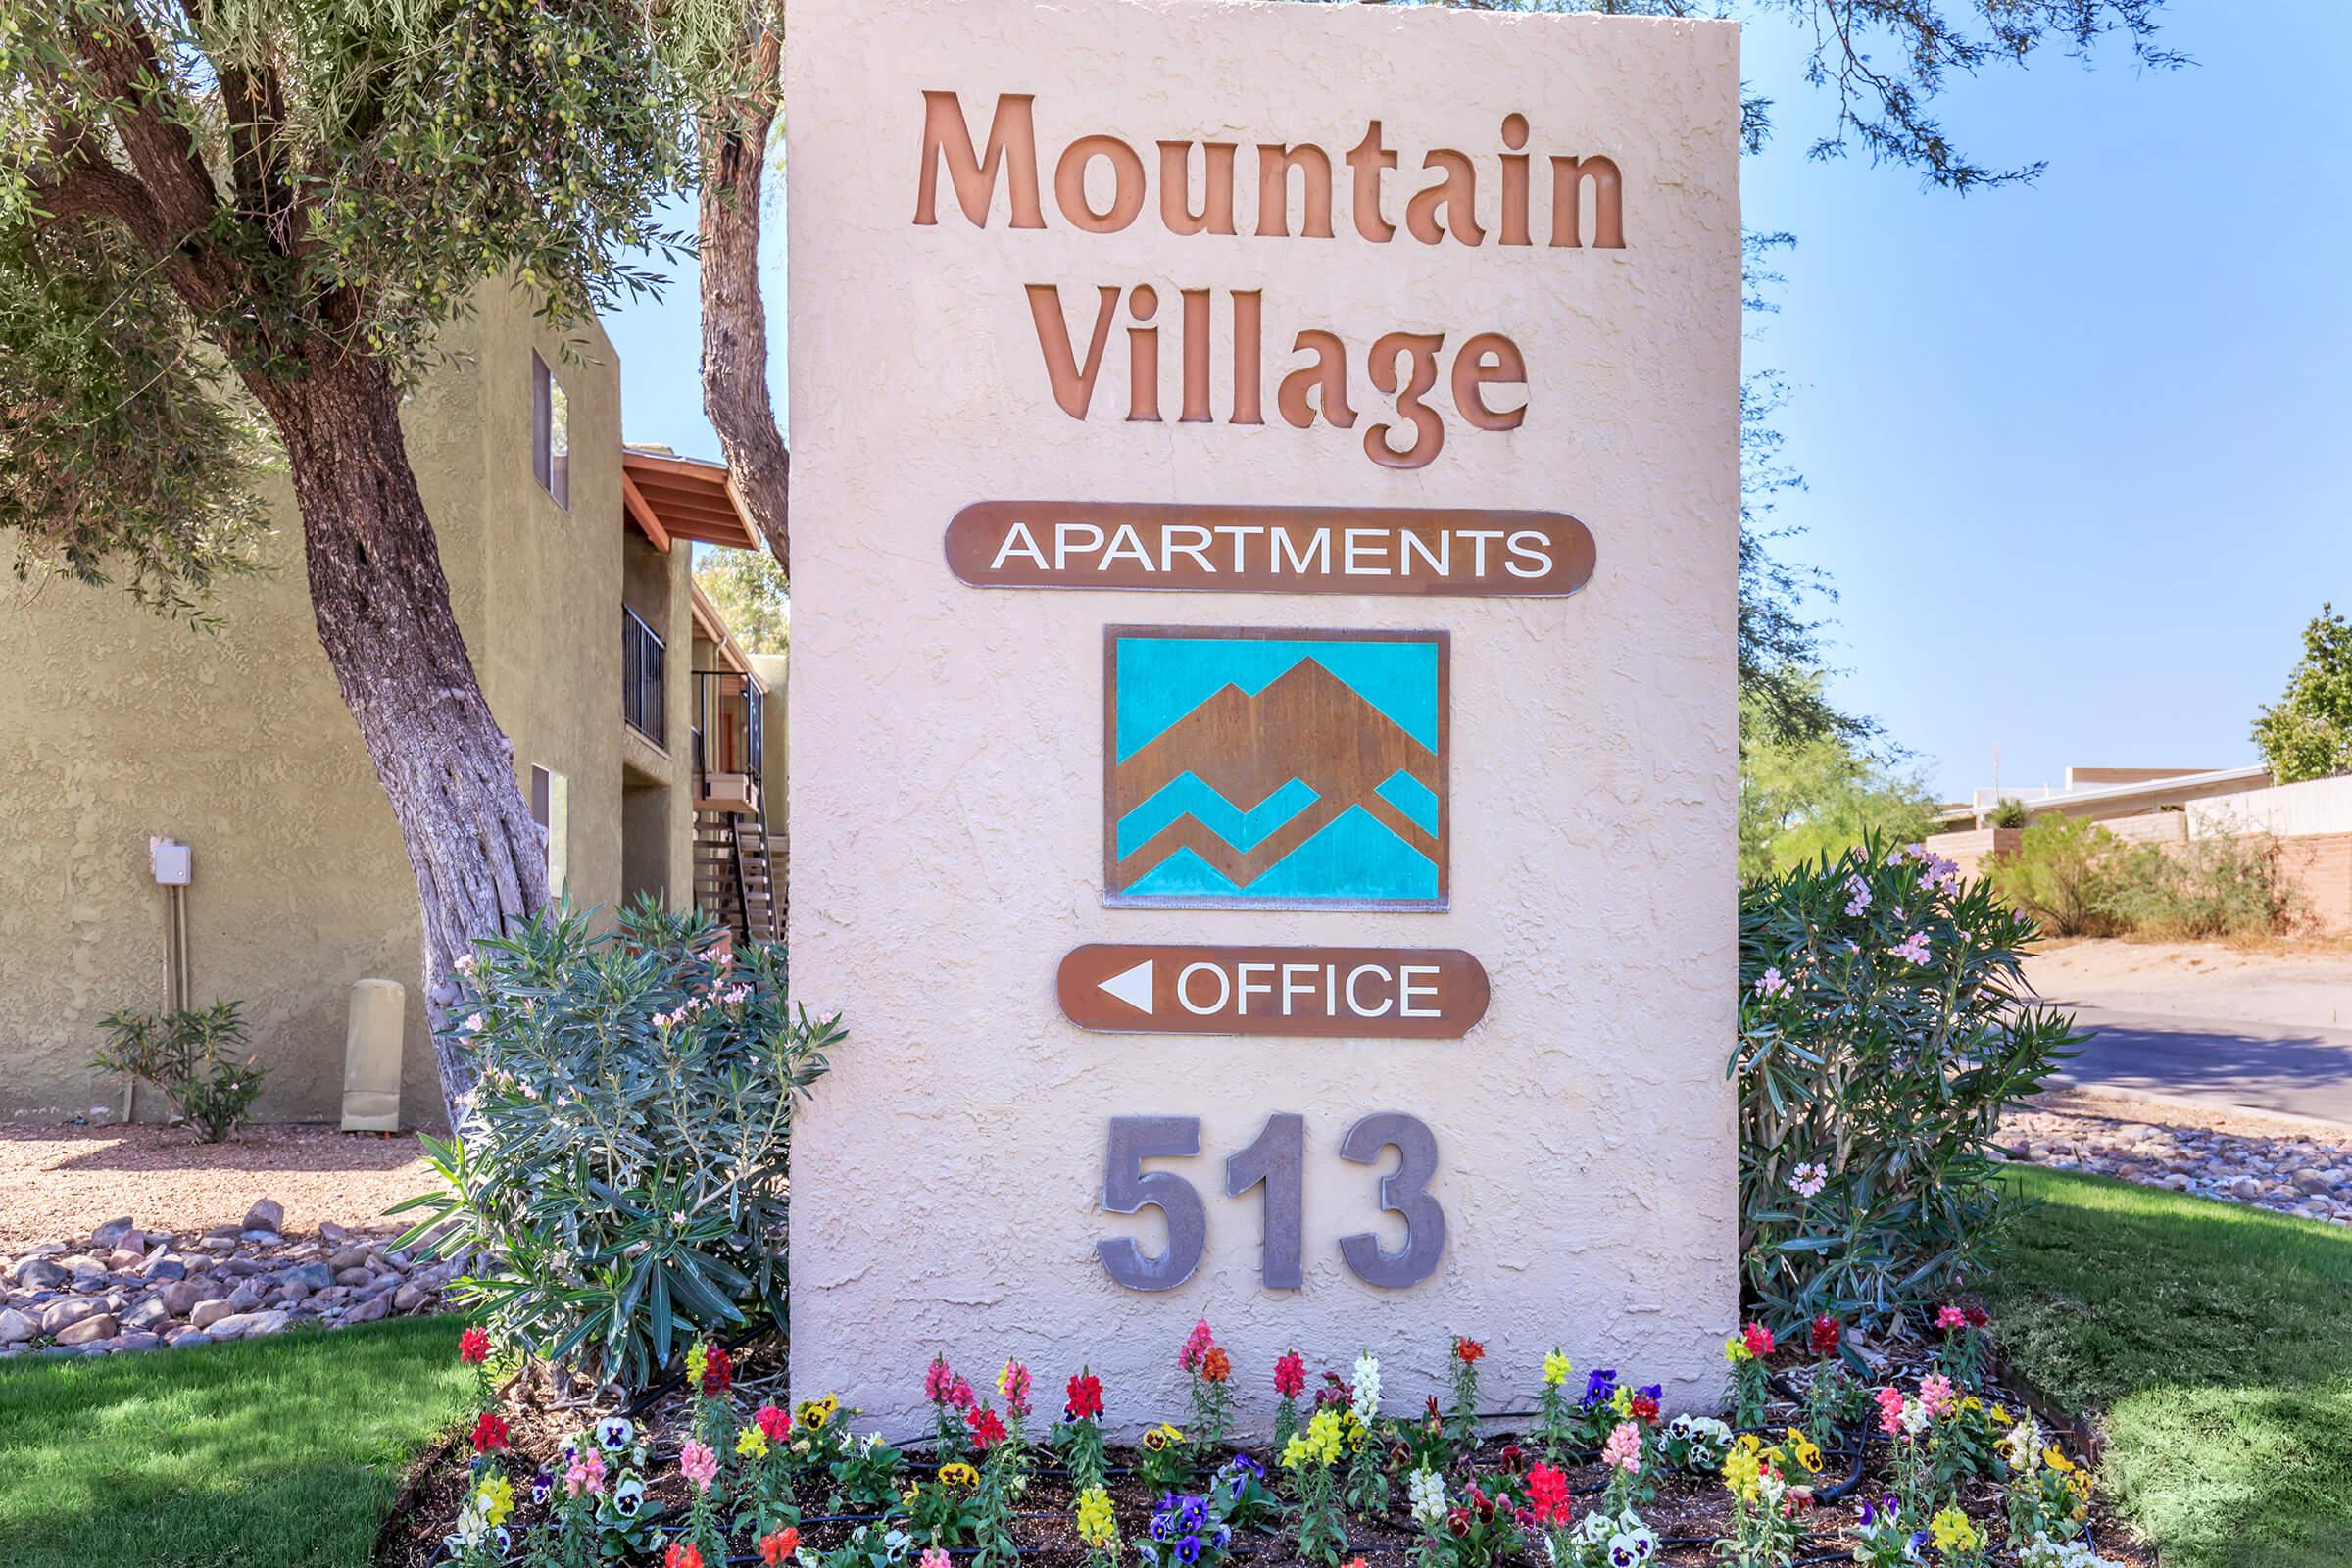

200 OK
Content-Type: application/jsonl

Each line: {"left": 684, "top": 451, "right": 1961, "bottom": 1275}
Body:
{"left": 0, "top": 0, "right": 724, "bottom": 1119}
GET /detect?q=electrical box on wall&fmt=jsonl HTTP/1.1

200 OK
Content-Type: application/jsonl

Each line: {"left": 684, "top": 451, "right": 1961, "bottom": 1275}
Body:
{"left": 149, "top": 837, "right": 192, "bottom": 886}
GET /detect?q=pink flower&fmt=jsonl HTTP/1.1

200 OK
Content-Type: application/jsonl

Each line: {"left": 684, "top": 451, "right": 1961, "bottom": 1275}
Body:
{"left": 998, "top": 1359, "right": 1032, "bottom": 1418}
{"left": 948, "top": 1374, "right": 975, "bottom": 1411}
{"left": 1889, "top": 930, "right": 1933, "bottom": 966}
{"left": 1754, "top": 966, "right": 1790, "bottom": 999}
{"left": 1936, "top": 1305, "right": 1968, "bottom": 1332}
{"left": 925, "top": 1354, "right": 956, "bottom": 1404}
{"left": 1843, "top": 874, "right": 1873, "bottom": 917}
{"left": 1919, "top": 1373, "right": 1956, "bottom": 1419}
{"left": 680, "top": 1439, "right": 719, "bottom": 1492}
{"left": 1179, "top": 1318, "right": 1215, "bottom": 1373}
{"left": 1875, "top": 1386, "right": 1906, "bottom": 1436}
{"left": 564, "top": 1448, "right": 607, "bottom": 1496}
{"left": 1600, "top": 1421, "right": 1642, "bottom": 1474}
{"left": 921, "top": 1552, "right": 952, "bottom": 1568}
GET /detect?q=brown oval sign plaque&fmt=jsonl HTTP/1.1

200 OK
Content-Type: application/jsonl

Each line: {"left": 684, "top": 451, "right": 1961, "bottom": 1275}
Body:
{"left": 1057, "top": 943, "right": 1490, "bottom": 1039}
{"left": 948, "top": 501, "right": 1593, "bottom": 597}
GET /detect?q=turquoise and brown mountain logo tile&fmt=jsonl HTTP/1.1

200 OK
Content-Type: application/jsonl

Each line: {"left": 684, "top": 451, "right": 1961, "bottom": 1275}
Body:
{"left": 1102, "top": 627, "right": 1448, "bottom": 908}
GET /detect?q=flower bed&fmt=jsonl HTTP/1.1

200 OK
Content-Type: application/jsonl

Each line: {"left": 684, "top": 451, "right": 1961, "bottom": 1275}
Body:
{"left": 382, "top": 1313, "right": 2147, "bottom": 1568}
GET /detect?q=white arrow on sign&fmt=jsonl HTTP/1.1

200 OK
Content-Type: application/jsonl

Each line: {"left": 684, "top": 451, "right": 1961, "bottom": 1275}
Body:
{"left": 1097, "top": 958, "right": 1155, "bottom": 1014}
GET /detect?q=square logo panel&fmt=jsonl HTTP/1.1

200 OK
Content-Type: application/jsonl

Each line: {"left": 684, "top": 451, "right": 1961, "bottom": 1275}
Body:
{"left": 1102, "top": 626, "right": 1449, "bottom": 909}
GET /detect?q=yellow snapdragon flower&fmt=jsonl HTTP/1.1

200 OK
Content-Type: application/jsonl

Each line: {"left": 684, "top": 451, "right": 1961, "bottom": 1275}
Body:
{"left": 1929, "top": 1509, "right": 1983, "bottom": 1553}
{"left": 1543, "top": 1348, "right": 1574, "bottom": 1386}
{"left": 1284, "top": 1407, "right": 1344, "bottom": 1469}
{"left": 1076, "top": 1486, "right": 1118, "bottom": 1549}
{"left": 476, "top": 1474, "right": 514, "bottom": 1527}
{"left": 1723, "top": 1336, "right": 1753, "bottom": 1364}
{"left": 737, "top": 1425, "right": 769, "bottom": 1460}
{"left": 1721, "top": 1446, "right": 1763, "bottom": 1502}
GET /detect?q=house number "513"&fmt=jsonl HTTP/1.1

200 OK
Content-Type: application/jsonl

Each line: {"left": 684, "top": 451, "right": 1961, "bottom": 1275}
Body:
{"left": 1096, "top": 1112, "right": 1446, "bottom": 1293}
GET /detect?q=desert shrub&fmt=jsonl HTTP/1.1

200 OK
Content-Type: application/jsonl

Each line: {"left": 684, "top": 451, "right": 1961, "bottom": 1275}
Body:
{"left": 392, "top": 899, "right": 842, "bottom": 1386}
{"left": 90, "top": 999, "right": 267, "bottom": 1142}
{"left": 1736, "top": 838, "right": 2081, "bottom": 1330}
{"left": 1987, "top": 797, "right": 2033, "bottom": 829}
{"left": 1984, "top": 814, "right": 2120, "bottom": 936}
{"left": 2100, "top": 832, "right": 2299, "bottom": 939}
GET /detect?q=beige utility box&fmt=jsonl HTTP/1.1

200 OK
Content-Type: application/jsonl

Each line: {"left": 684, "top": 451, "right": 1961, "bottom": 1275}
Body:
{"left": 340, "top": 978, "right": 407, "bottom": 1132}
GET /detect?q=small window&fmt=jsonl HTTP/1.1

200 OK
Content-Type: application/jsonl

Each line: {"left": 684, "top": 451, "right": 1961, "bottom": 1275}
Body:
{"left": 530, "top": 764, "right": 570, "bottom": 892}
{"left": 532, "top": 352, "right": 570, "bottom": 509}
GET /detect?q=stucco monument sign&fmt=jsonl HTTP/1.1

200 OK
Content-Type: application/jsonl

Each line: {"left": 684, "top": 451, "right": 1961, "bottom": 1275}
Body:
{"left": 786, "top": 0, "right": 1740, "bottom": 1429}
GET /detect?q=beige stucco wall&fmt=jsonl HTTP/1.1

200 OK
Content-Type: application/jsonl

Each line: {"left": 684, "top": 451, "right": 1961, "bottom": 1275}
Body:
{"left": 786, "top": 0, "right": 1740, "bottom": 1429}
{"left": 0, "top": 281, "right": 682, "bottom": 1127}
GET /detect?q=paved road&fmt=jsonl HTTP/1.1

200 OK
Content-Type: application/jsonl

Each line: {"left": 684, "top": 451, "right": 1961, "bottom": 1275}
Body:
{"left": 2051, "top": 1004, "right": 2352, "bottom": 1125}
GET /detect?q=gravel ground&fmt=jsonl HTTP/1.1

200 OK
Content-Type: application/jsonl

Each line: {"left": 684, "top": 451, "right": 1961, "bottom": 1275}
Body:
{"left": 2000, "top": 1085, "right": 2352, "bottom": 1221}
{"left": 0, "top": 1123, "right": 433, "bottom": 1252}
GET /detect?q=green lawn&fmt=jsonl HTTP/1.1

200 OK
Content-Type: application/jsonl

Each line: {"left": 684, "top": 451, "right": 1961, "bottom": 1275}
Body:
{"left": 0, "top": 1316, "right": 469, "bottom": 1568}
{"left": 1992, "top": 1165, "right": 2352, "bottom": 1568}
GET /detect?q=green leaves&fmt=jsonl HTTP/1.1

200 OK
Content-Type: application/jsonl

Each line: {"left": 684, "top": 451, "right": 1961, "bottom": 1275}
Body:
{"left": 390, "top": 896, "right": 842, "bottom": 1388}
{"left": 1734, "top": 834, "right": 2082, "bottom": 1330}
{"left": 2251, "top": 603, "right": 2352, "bottom": 785}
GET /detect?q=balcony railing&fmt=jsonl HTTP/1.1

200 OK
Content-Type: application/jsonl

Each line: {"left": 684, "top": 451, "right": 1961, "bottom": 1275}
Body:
{"left": 694, "top": 669, "right": 763, "bottom": 797}
{"left": 622, "top": 606, "right": 666, "bottom": 746}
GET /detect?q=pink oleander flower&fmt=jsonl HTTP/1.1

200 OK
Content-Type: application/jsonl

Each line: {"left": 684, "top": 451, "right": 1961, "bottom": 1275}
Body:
{"left": 1789, "top": 1160, "right": 1829, "bottom": 1199}
{"left": 1890, "top": 929, "right": 1933, "bottom": 966}
{"left": 1754, "top": 966, "right": 1790, "bottom": 999}
{"left": 1600, "top": 1421, "right": 1642, "bottom": 1474}
{"left": 680, "top": 1439, "right": 719, "bottom": 1492}
{"left": 1875, "top": 1386, "right": 1907, "bottom": 1436}
{"left": 1936, "top": 1305, "right": 1969, "bottom": 1333}
{"left": 1919, "top": 1373, "right": 1957, "bottom": 1419}
{"left": 998, "top": 1359, "right": 1032, "bottom": 1418}
{"left": 564, "top": 1449, "right": 607, "bottom": 1496}
{"left": 1179, "top": 1318, "right": 1215, "bottom": 1373}
{"left": 1843, "top": 874, "right": 1873, "bottom": 917}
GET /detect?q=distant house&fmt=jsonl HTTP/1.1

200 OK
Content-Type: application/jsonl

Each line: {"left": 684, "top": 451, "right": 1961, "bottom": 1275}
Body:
{"left": 1927, "top": 764, "right": 2352, "bottom": 934}
{"left": 0, "top": 284, "right": 783, "bottom": 1127}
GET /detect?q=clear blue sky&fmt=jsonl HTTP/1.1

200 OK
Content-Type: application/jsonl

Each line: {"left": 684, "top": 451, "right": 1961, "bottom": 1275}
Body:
{"left": 602, "top": 0, "right": 2352, "bottom": 802}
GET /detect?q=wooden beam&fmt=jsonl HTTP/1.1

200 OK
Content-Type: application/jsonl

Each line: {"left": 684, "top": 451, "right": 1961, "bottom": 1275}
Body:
{"left": 619, "top": 470, "right": 672, "bottom": 553}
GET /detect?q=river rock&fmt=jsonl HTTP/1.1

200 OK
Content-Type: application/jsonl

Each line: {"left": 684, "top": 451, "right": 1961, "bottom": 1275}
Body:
{"left": 55, "top": 1313, "right": 117, "bottom": 1346}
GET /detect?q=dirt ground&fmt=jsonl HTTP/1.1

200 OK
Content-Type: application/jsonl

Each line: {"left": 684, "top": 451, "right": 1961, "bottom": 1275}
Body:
{"left": 0, "top": 1122, "right": 432, "bottom": 1250}
{"left": 2023, "top": 936, "right": 2352, "bottom": 1029}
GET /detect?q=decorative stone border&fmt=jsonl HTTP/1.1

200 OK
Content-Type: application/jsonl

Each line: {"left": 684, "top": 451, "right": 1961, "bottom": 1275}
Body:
{"left": 0, "top": 1198, "right": 463, "bottom": 1355}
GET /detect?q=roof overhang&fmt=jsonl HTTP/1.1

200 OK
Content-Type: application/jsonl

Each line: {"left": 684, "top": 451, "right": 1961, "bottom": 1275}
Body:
{"left": 622, "top": 447, "right": 763, "bottom": 553}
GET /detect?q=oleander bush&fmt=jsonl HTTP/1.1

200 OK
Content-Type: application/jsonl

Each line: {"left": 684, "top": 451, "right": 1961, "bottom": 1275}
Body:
{"left": 90, "top": 998, "right": 268, "bottom": 1143}
{"left": 393, "top": 899, "right": 843, "bottom": 1386}
{"left": 1735, "top": 838, "right": 2082, "bottom": 1331}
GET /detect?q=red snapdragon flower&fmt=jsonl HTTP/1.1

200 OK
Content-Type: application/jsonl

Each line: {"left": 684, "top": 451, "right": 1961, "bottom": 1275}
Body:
{"left": 1808, "top": 1315, "right": 1841, "bottom": 1357}
{"left": 760, "top": 1528, "right": 801, "bottom": 1565}
{"left": 458, "top": 1327, "right": 493, "bottom": 1365}
{"left": 471, "top": 1411, "right": 511, "bottom": 1454}
{"left": 666, "top": 1544, "right": 704, "bottom": 1568}
{"left": 1740, "top": 1321, "right": 1775, "bottom": 1358}
{"left": 1273, "top": 1351, "right": 1305, "bottom": 1398}
{"left": 1065, "top": 1370, "right": 1104, "bottom": 1421}
{"left": 1454, "top": 1336, "right": 1485, "bottom": 1364}
{"left": 966, "top": 1406, "right": 1006, "bottom": 1451}
{"left": 1201, "top": 1347, "right": 1231, "bottom": 1384}
{"left": 755, "top": 1403, "right": 793, "bottom": 1442}
{"left": 1629, "top": 1390, "right": 1660, "bottom": 1423}
{"left": 701, "top": 1344, "right": 734, "bottom": 1396}
{"left": 1964, "top": 1304, "right": 1990, "bottom": 1329}
{"left": 1524, "top": 1462, "right": 1570, "bottom": 1525}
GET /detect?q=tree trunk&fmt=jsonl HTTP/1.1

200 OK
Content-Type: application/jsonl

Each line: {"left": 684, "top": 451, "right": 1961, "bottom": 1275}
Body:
{"left": 699, "top": 24, "right": 791, "bottom": 565}
{"left": 258, "top": 358, "right": 548, "bottom": 1122}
